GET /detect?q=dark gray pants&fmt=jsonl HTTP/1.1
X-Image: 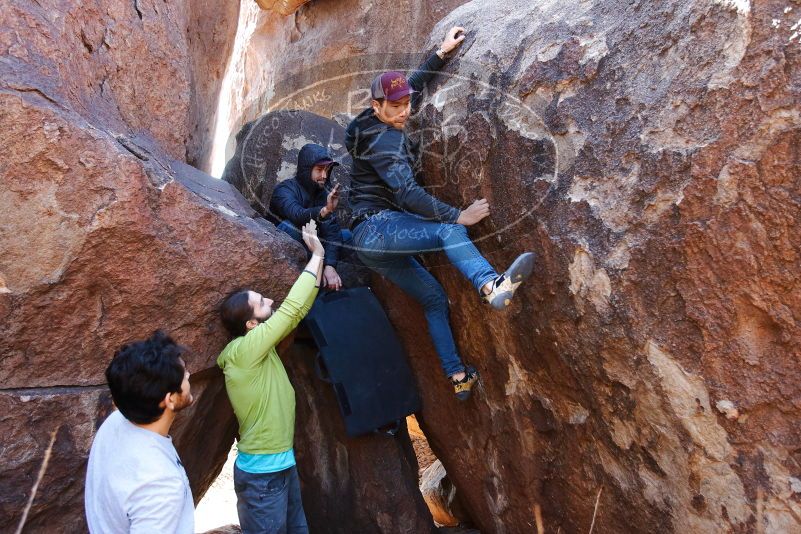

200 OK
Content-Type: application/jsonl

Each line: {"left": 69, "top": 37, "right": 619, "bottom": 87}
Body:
{"left": 233, "top": 464, "right": 309, "bottom": 534}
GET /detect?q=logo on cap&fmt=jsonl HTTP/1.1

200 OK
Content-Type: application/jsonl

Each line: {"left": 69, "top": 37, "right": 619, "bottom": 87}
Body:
{"left": 371, "top": 71, "right": 415, "bottom": 102}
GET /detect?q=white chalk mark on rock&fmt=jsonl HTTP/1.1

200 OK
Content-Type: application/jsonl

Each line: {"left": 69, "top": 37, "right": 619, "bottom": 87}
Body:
{"left": 713, "top": 0, "right": 751, "bottom": 15}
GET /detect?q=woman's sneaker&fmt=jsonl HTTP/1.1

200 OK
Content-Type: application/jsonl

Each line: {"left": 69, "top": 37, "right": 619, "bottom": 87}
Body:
{"left": 483, "top": 252, "right": 536, "bottom": 310}
{"left": 451, "top": 366, "right": 479, "bottom": 401}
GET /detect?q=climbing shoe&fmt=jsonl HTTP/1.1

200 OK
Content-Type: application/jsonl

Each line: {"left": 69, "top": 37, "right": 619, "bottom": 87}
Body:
{"left": 451, "top": 366, "right": 479, "bottom": 401}
{"left": 483, "top": 252, "right": 536, "bottom": 310}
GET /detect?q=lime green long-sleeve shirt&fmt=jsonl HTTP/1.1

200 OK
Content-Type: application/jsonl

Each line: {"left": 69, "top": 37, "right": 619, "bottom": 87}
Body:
{"left": 217, "top": 271, "right": 318, "bottom": 454}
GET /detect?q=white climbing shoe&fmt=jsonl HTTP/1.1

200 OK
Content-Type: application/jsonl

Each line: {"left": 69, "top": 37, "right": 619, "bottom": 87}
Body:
{"left": 483, "top": 252, "right": 536, "bottom": 310}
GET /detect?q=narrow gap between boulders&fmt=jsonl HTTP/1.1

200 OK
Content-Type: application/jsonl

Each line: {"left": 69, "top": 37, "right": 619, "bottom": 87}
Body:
{"left": 409, "top": 416, "right": 480, "bottom": 533}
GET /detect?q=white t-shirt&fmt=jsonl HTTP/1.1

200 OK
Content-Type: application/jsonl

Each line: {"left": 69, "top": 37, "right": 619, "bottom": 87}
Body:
{"left": 84, "top": 410, "right": 194, "bottom": 534}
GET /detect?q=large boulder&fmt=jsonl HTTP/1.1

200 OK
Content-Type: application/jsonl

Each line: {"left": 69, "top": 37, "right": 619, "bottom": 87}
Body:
{"left": 368, "top": 0, "right": 800, "bottom": 533}
{"left": 0, "top": 89, "right": 304, "bottom": 531}
{"left": 0, "top": 0, "right": 237, "bottom": 170}
{"left": 0, "top": 0, "right": 297, "bottom": 530}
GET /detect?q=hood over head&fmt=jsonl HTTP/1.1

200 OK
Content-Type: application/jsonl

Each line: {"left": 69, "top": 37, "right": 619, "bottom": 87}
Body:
{"left": 296, "top": 143, "right": 338, "bottom": 192}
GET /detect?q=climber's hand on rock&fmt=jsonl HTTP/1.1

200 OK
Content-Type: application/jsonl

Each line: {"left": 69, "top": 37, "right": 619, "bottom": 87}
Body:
{"left": 439, "top": 26, "right": 466, "bottom": 55}
{"left": 456, "top": 198, "right": 490, "bottom": 226}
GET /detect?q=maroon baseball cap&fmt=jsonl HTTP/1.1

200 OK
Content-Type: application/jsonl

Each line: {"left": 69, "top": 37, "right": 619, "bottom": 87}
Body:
{"left": 371, "top": 71, "right": 415, "bottom": 101}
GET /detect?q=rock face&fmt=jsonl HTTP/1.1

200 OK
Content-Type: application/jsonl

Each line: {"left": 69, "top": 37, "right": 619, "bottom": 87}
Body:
{"left": 0, "top": 0, "right": 238, "bottom": 171}
{"left": 365, "top": 1, "right": 799, "bottom": 532}
{"left": 1, "top": 0, "right": 293, "bottom": 531}
{"left": 255, "top": 0, "right": 312, "bottom": 16}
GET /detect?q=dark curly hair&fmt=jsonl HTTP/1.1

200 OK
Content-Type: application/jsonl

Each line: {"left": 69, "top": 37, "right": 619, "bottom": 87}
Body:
{"left": 105, "top": 330, "right": 186, "bottom": 424}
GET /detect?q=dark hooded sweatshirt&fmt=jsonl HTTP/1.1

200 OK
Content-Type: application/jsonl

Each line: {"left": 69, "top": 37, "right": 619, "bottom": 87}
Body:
{"left": 344, "top": 53, "right": 461, "bottom": 225}
{"left": 270, "top": 143, "right": 342, "bottom": 267}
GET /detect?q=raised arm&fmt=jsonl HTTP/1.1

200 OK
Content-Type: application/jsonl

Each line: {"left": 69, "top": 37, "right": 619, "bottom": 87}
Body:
{"left": 235, "top": 221, "right": 325, "bottom": 367}
{"left": 301, "top": 219, "right": 325, "bottom": 292}
{"left": 319, "top": 212, "right": 342, "bottom": 268}
{"left": 408, "top": 26, "right": 466, "bottom": 107}
{"left": 407, "top": 53, "right": 446, "bottom": 95}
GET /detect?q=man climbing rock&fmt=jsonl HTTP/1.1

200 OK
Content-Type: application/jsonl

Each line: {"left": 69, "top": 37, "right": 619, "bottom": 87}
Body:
{"left": 217, "top": 220, "right": 325, "bottom": 534}
{"left": 345, "top": 26, "right": 536, "bottom": 400}
{"left": 270, "top": 143, "right": 348, "bottom": 291}
{"left": 85, "top": 331, "right": 195, "bottom": 533}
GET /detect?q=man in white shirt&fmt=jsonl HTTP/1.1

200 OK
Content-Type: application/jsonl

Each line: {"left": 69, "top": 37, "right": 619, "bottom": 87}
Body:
{"left": 85, "top": 330, "right": 195, "bottom": 533}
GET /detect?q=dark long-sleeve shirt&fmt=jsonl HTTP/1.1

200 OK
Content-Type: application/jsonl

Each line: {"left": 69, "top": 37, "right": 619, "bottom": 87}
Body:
{"left": 344, "top": 53, "right": 460, "bottom": 224}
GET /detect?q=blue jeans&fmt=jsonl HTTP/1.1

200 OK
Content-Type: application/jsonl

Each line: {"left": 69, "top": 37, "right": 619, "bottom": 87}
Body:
{"left": 276, "top": 219, "right": 352, "bottom": 248}
{"left": 233, "top": 464, "right": 308, "bottom": 534}
{"left": 353, "top": 210, "right": 497, "bottom": 377}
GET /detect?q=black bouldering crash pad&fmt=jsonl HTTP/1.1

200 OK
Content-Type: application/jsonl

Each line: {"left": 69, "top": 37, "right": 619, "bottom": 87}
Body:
{"left": 304, "top": 287, "right": 421, "bottom": 437}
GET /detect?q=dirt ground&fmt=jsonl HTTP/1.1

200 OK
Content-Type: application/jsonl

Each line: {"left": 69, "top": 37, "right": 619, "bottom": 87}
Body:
{"left": 194, "top": 425, "right": 480, "bottom": 533}
{"left": 194, "top": 445, "right": 239, "bottom": 532}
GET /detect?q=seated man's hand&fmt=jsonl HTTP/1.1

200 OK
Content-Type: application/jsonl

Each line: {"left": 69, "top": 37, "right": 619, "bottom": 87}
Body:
{"left": 321, "top": 183, "right": 341, "bottom": 218}
{"left": 439, "top": 26, "right": 466, "bottom": 55}
{"left": 302, "top": 220, "right": 325, "bottom": 257}
{"left": 323, "top": 266, "right": 342, "bottom": 291}
{"left": 456, "top": 198, "right": 490, "bottom": 226}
